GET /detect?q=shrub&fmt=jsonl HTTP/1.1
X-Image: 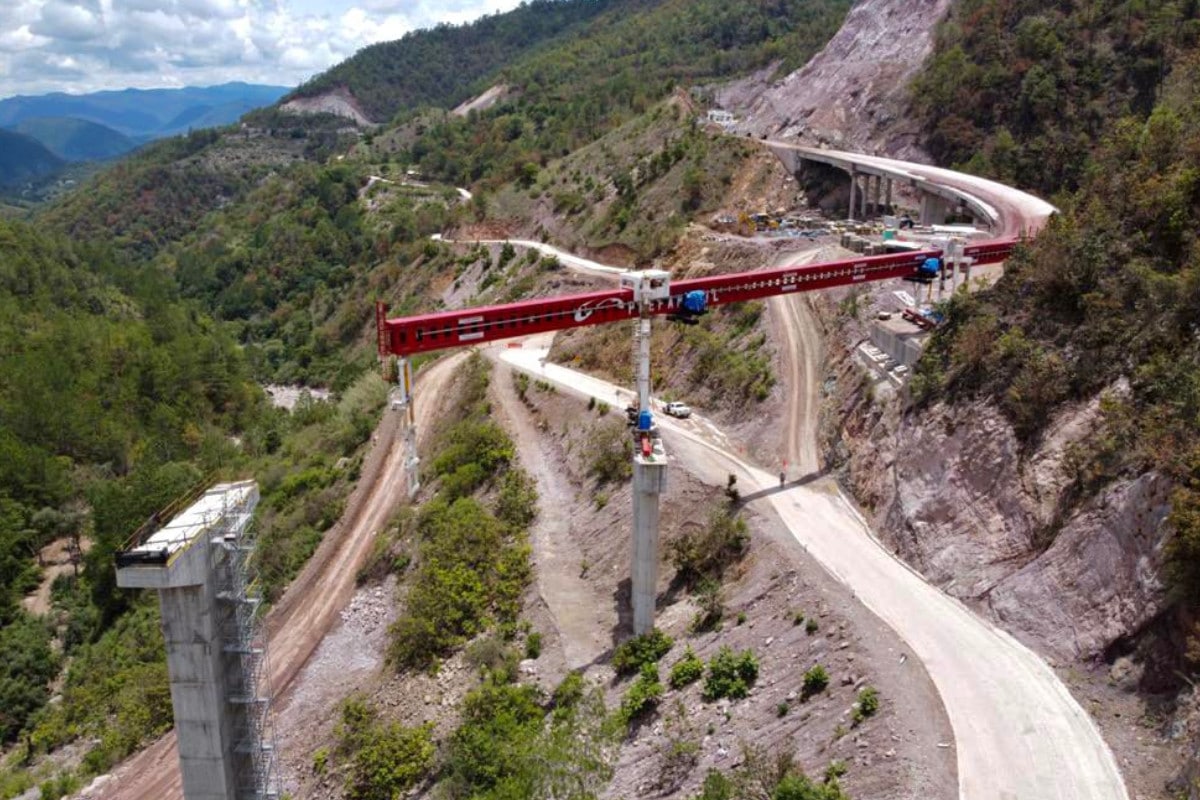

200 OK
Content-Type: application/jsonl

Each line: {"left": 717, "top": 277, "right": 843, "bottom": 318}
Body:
{"left": 389, "top": 497, "right": 530, "bottom": 670}
{"left": 335, "top": 697, "right": 435, "bottom": 800}
{"left": 773, "top": 772, "right": 848, "bottom": 800}
{"left": 552, "top": 671, "right": 585, "bottom": 712}
{"left": 697, "top": 770, "right": 734, "bottom": 800}
{"left": 805, "top": 618, "right": 818, "bottom": 635}
{"left": 445, "top": 683, "right": 544, "bottom": 794}
{"left": 691, "top": 578, "right": 724, "bottom": 632}
{"left": 801, "top": 665, "right": 829, "bottom": 699}
{"left": 670, "top": 508, "right": 749, "bottom": 586}
{"left": 852, "top": 686, "right": 879, "bottom": 725}
{"left": 669, "top": 647, "right": 704, "bottom": 689}
{"left": 496, "top": 468, "right": 538, "bottom": 528}
{"left": 344, "top": 722, "right": 434, "bottom": 800}
{"left": 587, "top": 419, "right": 632, "bottom": 484}
{"left": 612, "top": 628, "right": 673, "bottom": 676}
{"left": 465, "top": 637, "right": 519, "bottom": 680}
{"left": 702, "top": 647, "right": 759, "bottom": 701}
{"left": 525, "top": 632, "right": 542, "bottom": 660}
{"left": 620, "top": 663, "right": 664, "bottom": 726}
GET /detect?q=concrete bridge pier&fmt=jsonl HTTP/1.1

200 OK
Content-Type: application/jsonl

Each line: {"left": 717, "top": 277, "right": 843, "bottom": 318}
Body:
{"left": 847, "top": 167, "right": 857, "bottom": 221}
{"left": 871, "top": 176, "right": 882, "bottom": 219}
{"left": 920, "top": 193, "right": 952, "bottom": 225}
{"left": 631, "top": 455, "right": 667, "bottom": 635}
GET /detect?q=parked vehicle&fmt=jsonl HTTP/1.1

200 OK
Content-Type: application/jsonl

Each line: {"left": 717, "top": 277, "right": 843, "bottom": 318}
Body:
{"left": 663, "top": 401, "right": 692, "bottom": 418}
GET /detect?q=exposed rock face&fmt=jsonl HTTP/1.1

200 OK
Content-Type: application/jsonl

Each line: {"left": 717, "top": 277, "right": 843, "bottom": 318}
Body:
{"left": 831, "top": 361, "right": 1172, "bottom": 664}
{"left": 280, "top": 86, "right": 372, "bottom": 126}
{"left": 718, "top": 0, "right": 953, "bottom": 159}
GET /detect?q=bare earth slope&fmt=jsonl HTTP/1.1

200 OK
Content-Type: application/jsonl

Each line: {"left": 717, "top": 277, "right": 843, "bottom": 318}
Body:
{"left": 719, "top": 0, "right": 953, "bottom": 158}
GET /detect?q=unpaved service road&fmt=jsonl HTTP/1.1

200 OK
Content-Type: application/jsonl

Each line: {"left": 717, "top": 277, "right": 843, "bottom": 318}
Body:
{"left": 93, "top": 355, "right": 465, "bottom": 800}
{"left": 500, "top": 345, "right": 1127, "bottom": 800}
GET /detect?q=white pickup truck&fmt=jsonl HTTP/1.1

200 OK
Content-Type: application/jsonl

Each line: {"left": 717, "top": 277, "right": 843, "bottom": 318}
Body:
{"left": 663, "top": 401, "right": 692, "bottom": 419}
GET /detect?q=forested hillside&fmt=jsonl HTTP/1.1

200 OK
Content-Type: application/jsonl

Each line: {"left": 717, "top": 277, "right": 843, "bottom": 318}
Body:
{"left": 912, "top": 0, "right": 1200, "bottom": 195}
{"left": 911, "top": 11, "right": 1200, "bottom": 674}
{"left": 396, "top": 0, "right": 850, "bottom": 189}
{"left": 0, "top": 219, "right": 256, "bottom": 747}
{"left": 287, "top": 0, "right": 620, "bottom": 121}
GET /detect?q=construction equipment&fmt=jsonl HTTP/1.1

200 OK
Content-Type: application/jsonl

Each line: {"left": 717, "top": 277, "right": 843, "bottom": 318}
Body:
{"left": 375, "top": 237, "right": 1019, "bottom": 633}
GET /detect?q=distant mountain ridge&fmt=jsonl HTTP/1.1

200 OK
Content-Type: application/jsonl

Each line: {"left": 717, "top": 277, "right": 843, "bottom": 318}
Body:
{"left": 0, "top": 129, "right": 63, "bottom": 186}
{"left": 0, "top": 82, "right": 291, "bottom": 141}
{"left": 8, "top": 118, "right": 137, "bottom": 162}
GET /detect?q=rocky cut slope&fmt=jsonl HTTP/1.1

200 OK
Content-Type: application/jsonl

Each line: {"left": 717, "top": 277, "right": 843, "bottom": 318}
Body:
{"left": 717, "top": 0, "right": 954, "bottom": 159}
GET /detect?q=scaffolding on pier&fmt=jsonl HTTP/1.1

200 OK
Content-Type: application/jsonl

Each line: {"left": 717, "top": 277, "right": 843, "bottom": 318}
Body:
{"left": 212, "top": 489, "right": 279, "bottom": 800}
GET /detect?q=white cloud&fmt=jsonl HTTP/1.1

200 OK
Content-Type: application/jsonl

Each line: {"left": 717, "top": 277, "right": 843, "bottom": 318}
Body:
{"left": 31, "top": 1, "right": 104, "bottom": 42}
{"left": 0, "top": 0, "right": 527, "bottom": 98}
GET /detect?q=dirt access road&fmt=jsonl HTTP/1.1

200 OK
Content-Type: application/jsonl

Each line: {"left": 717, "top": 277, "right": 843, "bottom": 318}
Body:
{"left": 92, "top": 355, "right": 465, "bottom": 800}
{"left": 769, "top": 246, "right": 838, "bottom": 476}
{"left": 500, "top": 344, "right": 1126, "bottom": 800}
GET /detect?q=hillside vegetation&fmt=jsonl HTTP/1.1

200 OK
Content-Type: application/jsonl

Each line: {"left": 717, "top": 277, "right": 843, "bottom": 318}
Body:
{"left": 912, "top": 0, "right": 1200, "bottom": 195}
{"left": 287, "top": 0, "right": 618, "bottom": 122}
{"left": 398, "top": 0, "right": 850, "bottom": 190}
{"left": 912, "top": 20, "right": 1200, "bottom": 672}
{"left": 0, "top": 0, "right": 854, "bottom": 794}
{"left": 0, "top": 213, "right": 396, "bottom": 795}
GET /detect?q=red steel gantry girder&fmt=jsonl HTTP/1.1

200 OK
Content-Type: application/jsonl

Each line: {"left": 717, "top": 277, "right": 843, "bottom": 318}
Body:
{"left": 376, "top": 239, "right": 1016, "bottom": 358}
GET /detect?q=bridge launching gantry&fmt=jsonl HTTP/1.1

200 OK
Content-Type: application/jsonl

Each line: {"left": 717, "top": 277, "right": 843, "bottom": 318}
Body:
{"left": 375, "top": 240, "right": 1017, "bottom": 634}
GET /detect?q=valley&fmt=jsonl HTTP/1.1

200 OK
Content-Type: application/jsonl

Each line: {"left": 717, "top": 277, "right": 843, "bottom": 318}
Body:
{"left": 1, "top": 0, "right": 1199, "bottom": 799}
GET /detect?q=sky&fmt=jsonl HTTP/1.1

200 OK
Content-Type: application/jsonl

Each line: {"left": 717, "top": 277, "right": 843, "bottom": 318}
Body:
{"left": 0, "top": 0, "right": 526, "bottom": 99}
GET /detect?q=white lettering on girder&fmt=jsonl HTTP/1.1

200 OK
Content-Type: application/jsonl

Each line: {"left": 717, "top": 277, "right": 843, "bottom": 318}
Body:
{"left": 573, "top": 297, "right": 632, "bottom": 323}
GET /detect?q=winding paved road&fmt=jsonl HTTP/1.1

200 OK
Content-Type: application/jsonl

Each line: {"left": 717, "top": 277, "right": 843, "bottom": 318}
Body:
{"left": 500, "top": 344, "right": 1125, "bottom": 800}
{"left": 495, "top": 148, "right": 1124, "bottom": 799}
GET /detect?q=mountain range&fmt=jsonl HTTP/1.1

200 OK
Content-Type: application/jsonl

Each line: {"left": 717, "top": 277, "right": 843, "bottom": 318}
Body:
{"left": 0, "top": 82, "right": 290, "bottom": 140}
{"left": 0, "top": 82, "right": 290, "bottom": 185}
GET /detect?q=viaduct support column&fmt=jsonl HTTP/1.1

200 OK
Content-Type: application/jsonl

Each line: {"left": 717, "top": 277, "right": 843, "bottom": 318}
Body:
{"left": 860, "top": 175, "right": 869, "bottom": 220}
{"left": 621, "top": 272, "right": 671, "bottom": 636}
{"left": 885, "top": 179, "right": 893, "bottom": 214}
{"left": 632, "top": 453, "right": 666, "bottom": 635}
{"left": 871, "top": 176, "right": 882, "bottom": 220}
{"left": 847, "top": 167, "right": 857, "bottom": 221}
{"left": 116, "top": 483, "right": 263, "bottom": 800}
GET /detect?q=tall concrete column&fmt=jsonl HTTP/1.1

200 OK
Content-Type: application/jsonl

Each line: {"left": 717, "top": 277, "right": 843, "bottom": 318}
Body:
{"left": 885, "top": 179, "right": 893, "bottom": 214}
{"left": 860, "top": 175, "right": 869, "bottom": 220}
{"left": 847, "top": 167, "right": 857, "bottom": 221}
{"left": 632, "top": 453, "right": 667, "bottom": 635}
{"left": 871, "top": 176, "right": 882, "bottom": 220}
{"left": 116, "top": 482, "right": 266, "bottom": 800}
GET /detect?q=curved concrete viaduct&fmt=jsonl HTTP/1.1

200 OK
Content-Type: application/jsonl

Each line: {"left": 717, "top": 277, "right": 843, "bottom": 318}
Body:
{"left": 767, "top": 140, "right": 1057, "bottom": 237}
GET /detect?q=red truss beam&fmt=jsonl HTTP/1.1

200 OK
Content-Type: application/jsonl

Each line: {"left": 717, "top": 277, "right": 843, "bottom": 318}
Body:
{"left": 377, "top": 238, "right": 1018, "bottom": 357}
